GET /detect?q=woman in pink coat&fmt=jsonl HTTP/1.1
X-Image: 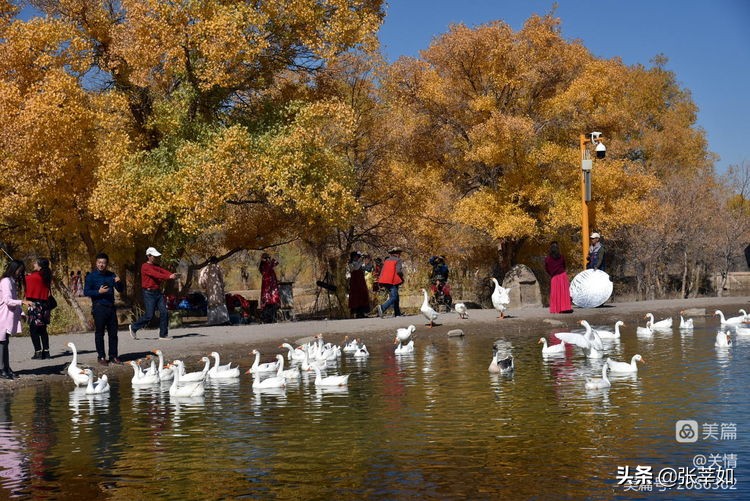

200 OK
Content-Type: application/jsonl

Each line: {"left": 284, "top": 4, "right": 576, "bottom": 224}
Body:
{"left": 0, "top": 260, "right": 32, "bottom": 379}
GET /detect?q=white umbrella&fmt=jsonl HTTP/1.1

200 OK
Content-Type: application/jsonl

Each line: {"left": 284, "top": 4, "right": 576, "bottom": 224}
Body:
{"left": 569, "top": 269, "right": 613, "bottom": 308}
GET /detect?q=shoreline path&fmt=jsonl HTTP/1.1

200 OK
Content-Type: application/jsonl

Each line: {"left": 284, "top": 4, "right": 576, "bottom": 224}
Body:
{"left": 4, "top": 295, "right": 748, "bottom": 390}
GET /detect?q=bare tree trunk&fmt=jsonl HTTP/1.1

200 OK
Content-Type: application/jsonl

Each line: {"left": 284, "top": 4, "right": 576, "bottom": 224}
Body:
{"left": 681, "top": 250, "right": 688, "bottom": 298}
{"left": 53, "top": 277, "right": 89, "bottom": 331}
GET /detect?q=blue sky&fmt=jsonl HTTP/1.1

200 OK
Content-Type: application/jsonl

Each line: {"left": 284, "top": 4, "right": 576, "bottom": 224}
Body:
{"left": 378, "top": 1, "right": 750, "bottom": 173}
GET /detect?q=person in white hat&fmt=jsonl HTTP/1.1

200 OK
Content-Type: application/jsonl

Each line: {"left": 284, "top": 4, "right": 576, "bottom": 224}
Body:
{"left": 129, "top": 247, "right": 179, "bottom": 340}
{"left": 587, "top": 232, "right": 606, "bottom": 271}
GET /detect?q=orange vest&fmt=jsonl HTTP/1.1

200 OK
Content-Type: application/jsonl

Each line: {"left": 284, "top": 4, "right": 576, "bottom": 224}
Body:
{"left": 377, "top": 258, "right": 403, "bottom": 286}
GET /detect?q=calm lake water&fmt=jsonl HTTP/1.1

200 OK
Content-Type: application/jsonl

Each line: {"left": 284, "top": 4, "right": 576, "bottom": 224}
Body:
{"left": 0, "top": 313, "right": 748, "bottom": 499}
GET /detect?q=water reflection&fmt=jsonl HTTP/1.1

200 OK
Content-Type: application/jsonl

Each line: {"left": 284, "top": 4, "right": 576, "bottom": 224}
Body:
{"left": 0, "top": 312, "right": 748, "bottom": 498}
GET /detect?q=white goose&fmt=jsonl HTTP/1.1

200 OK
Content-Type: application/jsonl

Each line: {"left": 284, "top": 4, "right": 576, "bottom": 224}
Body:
{"left": 554, "top": 320, "right": 604, "bottom": 359}
{"left": 152, "top": 349, "right": 174, "bottom": 380}
{"left": 538, "top": 337, "right": 566, "bottom": 357}
{"left": 394, "top": 339, "right": 414, "bottom": 355}
{"left": 420, "top": 288, "right": 439, "bottom": 327}
{"left": 395, "top": 325, "right": 416, "bottom": 344}
{"left": 353, "top": 344, "right": 370, "bottom": 358}
{"left": 178, "top": 356, "right": 211, "bottom": 382}
{"left": 645, "top": 313, "right": 672, "bottom": 330}
{"left": 129, "top": 360, "right": 159, "bottom": 385}
{"left": 249, "top": 349, "right": 281, "bottom": 374}
{"left": 81, "top": 369, "right": 110, "bottom": 394}
{"left": 679, "top": 313, "right": 694, "bottom": 330}
{"left": 488, "top": 352, "right": 514, "bottom": 374}
{"left": 715, "top": 331, "right": 732, "bottom": 348}
{"left": 66, "top": 342, "right": 90, "bottom": 386}
{"left": 170, "top": 360, "right": 205, "bottom": 397}
{"left": 490, "top": 278, "right": 510, "bottom": 318}
{"left": 274, "top": 354, "right": 300, "bottom": 380}
{"left": 342, "top": 337, "right": 361, "bottom": 353}
{"left": 252, "top": 364, "right": 287, "bottom": 390}
{"left": 606, "top": 354, "right": 644, "bottom": 374}
{"left": 598, "top": 320, "right": 624, "bottom": 339}
{"left": 299, "top": 345, "right": 327, "bottom": 372}
{"left": 716, "top": 309, "right": 748, "bottom": 326}
{"left": 735, "top": 325, "right": 750, "bottom": 336}
{"left": 208, "top": 351, "right": 240, "bottom": 379}
{"left": 279, "top": 343, "right": 307, "bottom": 363}
{"left": 636, "top": 323, "right": 653, "bottom": 336}
{"left": 585, "top": 362, "right": 611, "bottom": 390}
{"left": 311, "top": 364, "right": 349, "bottom": 387}
{"left": 454, "top": 302, "right": 468, "bottom": 319}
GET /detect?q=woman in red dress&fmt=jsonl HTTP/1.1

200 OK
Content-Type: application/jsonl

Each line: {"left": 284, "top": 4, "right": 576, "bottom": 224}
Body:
{"left": 258, "top": 253, "right": 280, "bottom": 323}
{"left": 347, "top": 252, "right": 370, "bottom": 318}
{"left": 544, "top": 242, "right": 572, "bottom": 313}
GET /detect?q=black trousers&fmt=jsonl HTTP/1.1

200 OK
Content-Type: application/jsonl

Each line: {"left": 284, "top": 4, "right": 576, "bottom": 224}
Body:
{"left": 29, "top": 323, "right": 49, "bottom": 352}
{"left": 0, "top": 339, "right": 10, "bottom": 372}
{"left": 92, "top": 303, "right": 118, "bottom": 359}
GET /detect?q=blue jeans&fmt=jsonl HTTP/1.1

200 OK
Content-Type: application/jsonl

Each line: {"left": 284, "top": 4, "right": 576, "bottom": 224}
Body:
{"left": 132, "top": 289, "right": 169, "bottom": 338}
{"left": 380, "top": 284, "right": 401, "bottom": 316}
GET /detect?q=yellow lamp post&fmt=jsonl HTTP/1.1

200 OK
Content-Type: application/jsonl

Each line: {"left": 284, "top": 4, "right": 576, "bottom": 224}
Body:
{"left": 579, "top": 132, "right": 606, "bottom": 268}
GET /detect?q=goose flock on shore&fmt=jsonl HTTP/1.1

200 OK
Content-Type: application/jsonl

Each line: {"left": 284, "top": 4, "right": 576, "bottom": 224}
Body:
{"left": 64, "top": 306, "right": 749, "bottom": 401}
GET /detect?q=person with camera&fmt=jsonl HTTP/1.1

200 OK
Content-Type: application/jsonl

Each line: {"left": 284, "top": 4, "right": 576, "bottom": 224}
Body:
{"left": 129, "top": 247, "right": 179, "bottom": 340}
{"left": 0, "top": 260, "right": 33, "bottom": 379}
{"left": 84, "top": 252, "right": 124, "bottom": 364}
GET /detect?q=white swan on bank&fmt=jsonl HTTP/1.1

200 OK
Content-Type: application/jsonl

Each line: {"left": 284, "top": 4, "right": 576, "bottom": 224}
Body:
{"left": 311, "top": 364, "right": 349, "bottom": 387}
{"left": 66, "top": 342, "right": 90, "bottom": 386}
{"left": 645, "top": 313, "right": 672, "bottom": 330}
{"left": 454, "top": 302, "right": 468, "bottom": 319}
{"left": 490, "top": 278, "right": 510, "bottom": 318}
{"left": 420, "top": 288, "right": 439, "bottom": 327}
{"left": 538, "top": 337, "right": 566, "bottom": 357}
{"left": 597, "top": 321, "right": 624, "bottom": 339}
{"left": 170, "top": 360, "right": 205, "bottom": 397}
{"left": 555, "top": 320, "right": 604, "bottom": 359}
{"left": 606, "top": 354, "right": 644, "bottom": 374}
{"left": 585, "top": 362, "right": 611, "bottom": 390}
{"left": 208, "top": 351, "right": 240, "bottom": 379}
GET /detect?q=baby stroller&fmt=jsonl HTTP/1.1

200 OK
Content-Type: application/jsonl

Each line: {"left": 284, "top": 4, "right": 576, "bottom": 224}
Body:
{"left": 429, "top": 278, "right": 453, "bottom": 312}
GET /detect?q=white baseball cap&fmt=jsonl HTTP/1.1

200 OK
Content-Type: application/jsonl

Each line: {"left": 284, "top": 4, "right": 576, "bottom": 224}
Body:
{"left": 145, "top": 247, "right": 162, "bottom": 257}
{"left": 590, "top": 232, "right": 600, "bottom": 239}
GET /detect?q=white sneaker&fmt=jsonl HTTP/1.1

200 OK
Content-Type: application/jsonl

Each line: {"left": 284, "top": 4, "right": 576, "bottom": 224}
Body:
{"left": 129, "top": 324, "right": 138, "bottom": 340}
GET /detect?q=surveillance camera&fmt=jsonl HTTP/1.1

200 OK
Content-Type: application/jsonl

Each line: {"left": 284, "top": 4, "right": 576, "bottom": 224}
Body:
{"left": 595, "top": 142, "right": 606, "bottom": 159}
{"left": 590, "top": 132, "right": 602, "bottom": 141}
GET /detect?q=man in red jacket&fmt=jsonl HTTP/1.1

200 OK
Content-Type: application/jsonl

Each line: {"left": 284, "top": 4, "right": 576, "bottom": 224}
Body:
{"left": 375, "top": 247, "right": 405, "bottom": 318}
{"left": 129, "top": 247, "right": 179, "bottom": 340}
